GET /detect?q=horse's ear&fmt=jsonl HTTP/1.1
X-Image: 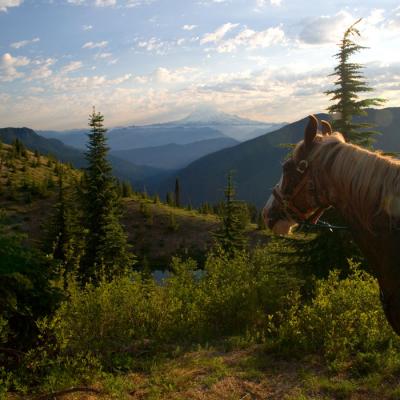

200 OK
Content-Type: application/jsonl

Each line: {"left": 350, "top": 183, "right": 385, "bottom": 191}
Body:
{"left": 304, "top": 115, "right": 318, "bottom": 151}
{"left": 321, "top": 120, "right": 333, "bottom": 136}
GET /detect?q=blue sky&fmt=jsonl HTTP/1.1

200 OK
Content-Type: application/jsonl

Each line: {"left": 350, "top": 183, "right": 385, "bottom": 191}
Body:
{"left": 0, "top": 0, "right": 399, "bottom": 129}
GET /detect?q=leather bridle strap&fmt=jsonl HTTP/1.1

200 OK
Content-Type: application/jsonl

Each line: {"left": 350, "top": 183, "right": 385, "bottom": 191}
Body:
{"left": 272, "top": 161, "right": 326, "bottom": 224}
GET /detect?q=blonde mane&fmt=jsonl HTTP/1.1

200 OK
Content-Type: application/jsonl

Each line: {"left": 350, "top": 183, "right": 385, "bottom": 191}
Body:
{"left": 306, "top": 132, "right": 400, "bottom": 229}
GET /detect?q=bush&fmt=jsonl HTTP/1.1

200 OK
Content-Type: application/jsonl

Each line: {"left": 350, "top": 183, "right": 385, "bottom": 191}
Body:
{"left": 49, "top": 248, "right": 302, "bottom": 367}
{"left": 270, "top": 262, "right": 400, "bottom": 372}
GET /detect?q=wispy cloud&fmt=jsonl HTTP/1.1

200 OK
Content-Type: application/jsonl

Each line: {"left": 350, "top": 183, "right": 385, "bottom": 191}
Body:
{"left": 201, "top": 24, "right": 286, "bottom": 52}
{"left": 255, "top": 0, "right": 281, "bottom": 8}
{"left": 182, "top": 24, "right": 197, "bottom": 31}
{"left": 0, "top": 0, "right": 23, "bottom": 12}
{"left": 61, "top": 61, "right": 83, "bottom": 74}
{"left": 95, "top": 52, "right": 113, "bottom": 59}
{"left": 28, "top": 58, "right": 56, "bottom": 81}
{"left": 200, "top": 22, "right": 239, "bottom": 45}
{"left": 67, "top": 0, "right": 154, "bottom": 7}
{"left": 82, "top": 24, "right": 93, "bottom": 31}
{"left": 153, "top": 66, "right": 199, "bottom": 84}
{"left": 0, "top": 52, "right": 30, "bottom": 81}
{"left": 299, "top": 10, "right": 354, "bottom": 45}
{"left": 136, "top": 37, "right": 170, "bottom": 54}
{"left": 82, "top": 40, "right": 108, "bottom": 49}
{"left": 10, "top": 37, "right": 40, "bottom": 49}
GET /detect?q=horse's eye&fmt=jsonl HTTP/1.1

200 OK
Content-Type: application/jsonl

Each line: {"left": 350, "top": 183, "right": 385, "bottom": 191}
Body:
{"left": 282, "top": 159, "right": 295, "bottom": 172}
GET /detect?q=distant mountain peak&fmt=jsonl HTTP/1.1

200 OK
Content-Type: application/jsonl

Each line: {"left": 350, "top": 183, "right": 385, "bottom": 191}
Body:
{"left": 178, "top": 107, "right": 266, "bottom": 126}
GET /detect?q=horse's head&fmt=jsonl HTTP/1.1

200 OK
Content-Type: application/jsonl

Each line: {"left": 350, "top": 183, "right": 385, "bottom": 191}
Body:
{"left": 263, "top": 115, "right": 333, "bottom": 235}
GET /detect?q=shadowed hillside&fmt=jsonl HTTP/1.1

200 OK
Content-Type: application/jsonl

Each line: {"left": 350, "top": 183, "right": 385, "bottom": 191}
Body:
{"left": 112, "top": 137, "right": 239, "bottom": 170}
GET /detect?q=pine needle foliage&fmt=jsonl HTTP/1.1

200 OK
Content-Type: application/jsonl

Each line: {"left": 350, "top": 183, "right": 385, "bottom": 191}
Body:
{"left": 325, "top": 19, "right": 386, "bottom": 147}
{"left": 213, "top": 171, "right": 247, "bottom": 256}
{"left": 80, "top": 109, "right": 134, "bottom": 283}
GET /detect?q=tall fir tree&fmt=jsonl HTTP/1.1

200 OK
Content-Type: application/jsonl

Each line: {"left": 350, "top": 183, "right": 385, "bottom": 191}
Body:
{"left": 213, "top": 171, "right": 247, "bottom": 256}
{"left": 296, "top": 19, "right": 384, "bottom": 279}
{"left": 80, "top": 109, "right": 133, "bottom": 283}
{"left": 325, "top": 19, "right": 385, "bottom": 147}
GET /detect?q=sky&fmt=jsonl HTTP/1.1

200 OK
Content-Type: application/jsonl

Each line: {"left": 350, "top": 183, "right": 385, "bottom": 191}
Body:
{"left": 0, "top": 0, "right": 399, "bottom": 130}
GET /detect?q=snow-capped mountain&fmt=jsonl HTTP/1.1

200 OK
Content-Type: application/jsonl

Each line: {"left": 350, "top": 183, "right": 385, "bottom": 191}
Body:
{"left": 38, "top": 108, "right": 285, "bottom": 150}
{"left": 168, "top": 108, "right": 285, "bottom": 141}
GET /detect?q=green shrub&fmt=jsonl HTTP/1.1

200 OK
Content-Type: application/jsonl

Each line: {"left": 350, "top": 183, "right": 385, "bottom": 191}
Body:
{"left": 50, "top": 248, "right": 302, "bottom": 367}
{"left": 270, "top": 262, "right": 400, "bottom": 372}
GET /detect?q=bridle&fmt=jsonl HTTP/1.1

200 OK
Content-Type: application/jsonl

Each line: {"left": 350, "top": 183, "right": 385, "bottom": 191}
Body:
{"left": 272, "top": 158, "right": 327, "bottom": 225}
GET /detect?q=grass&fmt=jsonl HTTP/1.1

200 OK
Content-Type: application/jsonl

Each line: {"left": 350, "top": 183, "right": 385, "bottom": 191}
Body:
{"left": 19, "top": 344, "right": 398, "bottom": 400}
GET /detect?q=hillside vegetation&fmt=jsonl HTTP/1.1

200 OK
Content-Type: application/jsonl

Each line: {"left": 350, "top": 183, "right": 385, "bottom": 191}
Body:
{"left": 0, "top": 140, "right": 268, "bottom": 268}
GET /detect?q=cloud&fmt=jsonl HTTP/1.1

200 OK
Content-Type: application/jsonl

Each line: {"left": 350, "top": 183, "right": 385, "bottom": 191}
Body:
{"left": 28, "top": 58, "right": 56, "bottom": 81}
{"left": 67, "top": 0, "right": 153, "bottom": 7}
{"left": 225, "top": 26, "right": 285, "bottom": 52}
{"left": 61, "top": 61, "right": 83, "bottom": 74}
{"left": 10, "top": 37, "right": 40, "bottom": 49}
{"left": 95, "top": 52, "right": 113, "bottom": 59}
{"left": 256, "top": 0, "right": 281, "bottom": 8}
{"left": 200, "top": 23, "right": 285, "bottom": 52}
{"left": 82, "top": 24, "right": 93, "bottom": 31}
{"left": 125, "top": 0, "right": 155, "bottom": 7}
{"left": 183, "top": 24, "right": 197, "bottom": 31}
{"left": 384, "top": 6, "right": 400, "bottom": 30}
{"left": 95, "top": 0, "right": 116, "bottom": 6}
{"left": 198, "top": 0, "right": 229, "bottom": 5}
{"left": 0, "top": 0, "right": 22, "bottom": 12}
{"left": 2, "top": 60, "right": 399, "bottom": 130}
{"left": 82, "top": 41, "right": 108, "bottom": 49}
{"left": 200, "top": 22, "right": 239, "bottom": 45}
{"left": 0, "top": 53, "right": 30, "bottom": 81}
{"left": 109, "top": 73, "right": 132, "bottom": 84}
{"left": 137, "top": 37, "right": 170, "bottom": 54}
{"left": 202, "top": 25, "right": 286, "bottom": 53}
{"left": 153, "top": 66, "right": 199, "bottom": 84}
{"left": 299, "top": 11, "right": 356, "bottom": 45}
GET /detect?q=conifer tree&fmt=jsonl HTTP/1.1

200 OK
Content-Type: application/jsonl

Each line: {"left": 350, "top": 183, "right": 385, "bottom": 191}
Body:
{"left": 325, "top": 19, "right": 385, "bottom": 147}
{"left": 49, "top": 174, "right": 69, "bottom": 262}
{"left": 80, "top": 109, "right": 133, "bottom": 283}
{"left": 174, "top": 178, "right": 181, "bottom": 208}
{"left": 257, "top": 211, "right": 266, "bottom": 230}
{"left": 213, "top": 171, "right": 247, "bottom": 256}
{"left": 44, "top": 172, "right": 84, "bottom": 286}
{"left": 121, "top": 181, "right": 133, "bottom": 198}
{"left": 166, "top": 192, "right": 174, "bottom": 206}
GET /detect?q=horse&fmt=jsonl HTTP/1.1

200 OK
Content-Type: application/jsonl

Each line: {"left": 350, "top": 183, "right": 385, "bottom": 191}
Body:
{"left": 263, "top": 115, "right": 400, "bottom": 334}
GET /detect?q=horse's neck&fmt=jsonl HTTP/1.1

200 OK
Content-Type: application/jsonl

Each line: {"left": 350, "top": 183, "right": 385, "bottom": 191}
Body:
{"left": 318, "top": 142, "right": 400, "bottom": 335}
{"left": 315, "top": 148, "right": 400, "bottom": 290}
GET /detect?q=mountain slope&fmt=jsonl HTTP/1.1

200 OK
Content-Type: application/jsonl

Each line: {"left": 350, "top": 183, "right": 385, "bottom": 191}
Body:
{"left": 0, "top": 127, "right": 165, "bottom": 183}
{"left": 112, "top": 137, "right": 239, "bottom": 170}
{"left": 154, "top": 107, "right": 400, "bottom": 208}
{"left": 39, "top": 126, "right": 228, "bottom": 151}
